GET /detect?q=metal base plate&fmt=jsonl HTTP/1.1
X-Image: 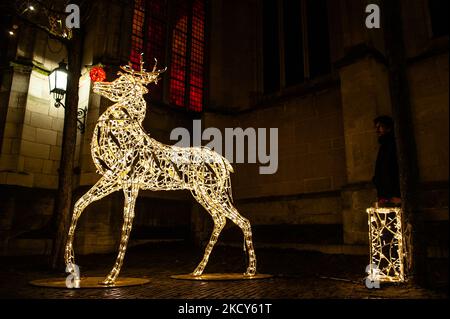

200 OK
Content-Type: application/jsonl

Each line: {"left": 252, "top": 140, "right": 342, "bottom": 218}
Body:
{"left": 170, "top": 273, "right": 273, "bottom": 281}
{"left": 29, "top": 277, "right": 150, "bottom": 289}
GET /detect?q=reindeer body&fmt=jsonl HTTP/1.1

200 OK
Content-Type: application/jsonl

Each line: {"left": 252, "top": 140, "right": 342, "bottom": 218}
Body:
{"left": 91, "top": 103, "right": 234, "bottom": 193}
{"left": 64, "top": 60, "right": 256, "bottom": 285}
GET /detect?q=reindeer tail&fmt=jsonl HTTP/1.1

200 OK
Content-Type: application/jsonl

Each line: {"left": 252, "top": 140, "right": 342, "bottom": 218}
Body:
{"left": 222, "top": 156, "right": 234, "bottom": 173}
{"left": 221, "top": 157, "right": 235, "bottom": 203}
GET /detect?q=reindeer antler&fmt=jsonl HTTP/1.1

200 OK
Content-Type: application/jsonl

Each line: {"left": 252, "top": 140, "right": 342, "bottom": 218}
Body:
{"left": 140, "top": 53, "right": 147, "bottom": 73}
{"left": 148, "top": 58, "right": 167, "bottom": 84}
{"left": 152, "top": 58, "right": 158, "bottom": 72}
{"left": 119, "top": 53, "right": 167, "bottom": 85}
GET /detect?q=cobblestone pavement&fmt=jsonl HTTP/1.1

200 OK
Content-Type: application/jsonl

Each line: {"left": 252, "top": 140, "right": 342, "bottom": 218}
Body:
{"left": 0, "top": 242, "right": 447, "bottom": 299}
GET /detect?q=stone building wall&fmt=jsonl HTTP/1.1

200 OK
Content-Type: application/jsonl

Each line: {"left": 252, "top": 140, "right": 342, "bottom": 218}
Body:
{"left": 199, "top": 0, "right": 448, "bottom": 258}
{"left": 0, "top": 0, "right": 447, "bottom": 260}
{"left": 0, "top": 0, "right": 193, "bottom": 255}
{"left": 400, "top": 0, "right": 449, "bottom": 258}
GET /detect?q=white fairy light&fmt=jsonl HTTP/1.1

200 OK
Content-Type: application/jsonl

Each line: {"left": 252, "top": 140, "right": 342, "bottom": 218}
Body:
{"left": 366, "top": 206, "right": 405, "bottom": 283}
{"left": 64, "top": 55, "right": 257, "bottom": 285}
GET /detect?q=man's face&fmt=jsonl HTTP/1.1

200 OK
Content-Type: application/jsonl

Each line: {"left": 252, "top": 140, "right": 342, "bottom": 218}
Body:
{"left": 375, "top": 122, "right": 391, "bottom": 137}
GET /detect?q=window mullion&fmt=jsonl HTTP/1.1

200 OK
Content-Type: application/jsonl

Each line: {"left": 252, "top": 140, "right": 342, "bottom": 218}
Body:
{"left": 163, "top": 0, "right": 173, "bottom": 104}
{"left": 185, "top": 0, "right": 194, "bottom": 110}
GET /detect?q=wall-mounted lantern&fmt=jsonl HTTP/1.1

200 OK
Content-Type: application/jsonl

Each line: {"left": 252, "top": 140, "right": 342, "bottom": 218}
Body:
{"left": 49, "top": 62, "right": 86, "bottom": 133}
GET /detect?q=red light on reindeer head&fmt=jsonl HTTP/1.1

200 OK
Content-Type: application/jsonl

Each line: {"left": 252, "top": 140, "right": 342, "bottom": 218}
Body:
{"left": 89, "top": 66, "right": 106, "bottom": 82}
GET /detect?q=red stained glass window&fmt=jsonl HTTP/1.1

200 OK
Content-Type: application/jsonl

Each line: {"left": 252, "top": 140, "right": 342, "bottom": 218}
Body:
{"left": 187, "top": 0, "right": 205, "bottom": 112}
{"left": 130, "top": 0, "right": 206, "bottom": 112}
{"left": 130, "top": 0, "right": 145, "bottom": 68}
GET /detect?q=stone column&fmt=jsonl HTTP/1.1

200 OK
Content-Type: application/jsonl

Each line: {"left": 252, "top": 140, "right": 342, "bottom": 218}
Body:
{"left": 0, "top": 63, "right": 33, "bottom": 186}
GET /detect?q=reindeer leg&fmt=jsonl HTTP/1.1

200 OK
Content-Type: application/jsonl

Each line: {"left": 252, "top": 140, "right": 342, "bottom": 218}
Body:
{"left": 101, "top": 182, "right": 139, "bottom": 285}
{"left": 65, "top": 174, "right": 119, "bottom": 268}
{"left": 193, "top": 213, "right": 226, "bottom": 276}
{"left": 189, "top": 188, "right": 227, "bottom": 276}
{"left": 222, "top": 201, "right": 257, "bottom": 276}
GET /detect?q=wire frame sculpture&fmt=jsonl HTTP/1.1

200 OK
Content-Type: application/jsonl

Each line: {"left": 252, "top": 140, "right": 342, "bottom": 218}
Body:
{"left": 64, "top": 55, "right": 257, "bottom": 285}
{"left": 366, "top": 206, "right": 406, "bottom": 283}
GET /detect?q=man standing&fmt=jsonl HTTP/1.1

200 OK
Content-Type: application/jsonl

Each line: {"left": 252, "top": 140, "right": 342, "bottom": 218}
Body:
{"left": 372, "top": 116, "right": 402, "bottom": 206}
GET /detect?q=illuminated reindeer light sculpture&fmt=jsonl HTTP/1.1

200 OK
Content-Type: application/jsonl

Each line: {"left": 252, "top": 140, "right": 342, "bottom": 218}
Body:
{"left": 64, "top": 57, "right": 257, "bottom": 285}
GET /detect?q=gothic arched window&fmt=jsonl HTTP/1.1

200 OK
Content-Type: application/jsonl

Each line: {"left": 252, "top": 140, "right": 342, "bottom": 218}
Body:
{"left": 131, "top": 0, "right": 206, "bottom": 112}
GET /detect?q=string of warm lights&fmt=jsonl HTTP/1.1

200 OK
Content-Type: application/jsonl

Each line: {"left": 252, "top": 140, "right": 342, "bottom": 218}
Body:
{"left": 8, "top": 4, "right": 35, "bottom": 36}
{"left": 366, "top": 206, "right": 405, "bottom": 283}
{"left": 64, "top": 55, "right": 257, "bottom": 285}
{"left": 8, "top": 2, "right": 72, "bottom": 39}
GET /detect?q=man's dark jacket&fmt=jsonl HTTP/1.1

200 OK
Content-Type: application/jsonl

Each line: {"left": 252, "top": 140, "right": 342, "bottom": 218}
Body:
{"left": 373, "top": 132, "right": 401, "bottom": 198}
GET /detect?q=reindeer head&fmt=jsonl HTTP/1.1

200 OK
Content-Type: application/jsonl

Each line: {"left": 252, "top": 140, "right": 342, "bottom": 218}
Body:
{"left": 93, "top": 55, "right": 167, "bottom": 102}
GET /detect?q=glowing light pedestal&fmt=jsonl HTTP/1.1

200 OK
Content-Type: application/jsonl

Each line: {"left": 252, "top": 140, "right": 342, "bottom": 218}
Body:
{"left": 171, "top": 273, "right": 273, "bottom": 281}
{"left": 366, "top": 206, "right": 406, "bottom": 283}
{"left": 30, "top": 277, "right": 150, "bottom": 288}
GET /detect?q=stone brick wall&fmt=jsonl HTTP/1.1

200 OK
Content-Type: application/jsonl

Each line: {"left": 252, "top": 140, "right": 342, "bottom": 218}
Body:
{"left": 0, "top": 1, "right": 196, "bottom": 255}
{"left": 195, "top": 85, "right": 346, "bottom": 246}
{"left": 408, "top": 53, "right": 449, "bottom": 183}
{"left": 230, "top": 87, "right": 346, "bottom": 199}
{"left": 407, "top": 49, "right": 449, "bottom": 259}
{"left": 0, "top": 25, "right": 69, "bottom": 189}
{"left": 201, "top": 0, "right": 448, "bottom": 255}
{"left": 0, "top": 0, "right": 447, "bottom": 258}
